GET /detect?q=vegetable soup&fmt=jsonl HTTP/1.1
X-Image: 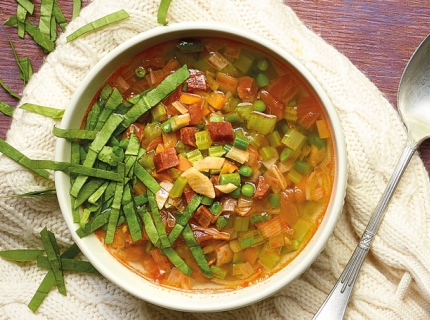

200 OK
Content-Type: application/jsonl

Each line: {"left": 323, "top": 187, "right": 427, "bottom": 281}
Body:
{"left": 73, "top": 37, "right": 335, "bottom": 291}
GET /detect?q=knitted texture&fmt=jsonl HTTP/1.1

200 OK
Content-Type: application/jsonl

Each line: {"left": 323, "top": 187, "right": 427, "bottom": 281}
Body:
{"left": 1, "top": 0, "right": 430, "bottom": 319}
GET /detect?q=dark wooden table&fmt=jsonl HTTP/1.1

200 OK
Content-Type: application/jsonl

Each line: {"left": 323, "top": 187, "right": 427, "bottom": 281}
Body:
{"left": 1, "top": 0, "right": 429, "bottom": 172}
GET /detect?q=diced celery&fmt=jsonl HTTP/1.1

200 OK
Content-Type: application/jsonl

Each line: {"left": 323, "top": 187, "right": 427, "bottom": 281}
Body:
{"left": 259, "top": 145, "right": 276, "bottom": 161}
{"left": 294, "top": 161, "right": 313, "bottom": 175}
{"left": 287, "top": 168, "right": 303, "bottom": 184}
{"left": 281, "top": 128, "right": 307, "bottom": 150}
{"left": 250, "top": 212, "right": 270, "bottom": 224}
{"left": 151, "top": 103, "right": 167, "bottom": 122}
{"left": 258, "top": 251, "right": 281, "bottom": 270}
{"left": 138, "top": 151, "right": 155, "bottom": 170}
{"left": 284, "top": 106, "right": 298, "bottom": 122}
{"left": 247, "top": 111, "right": 277, "bottom": 135}
{"left": 233, "top": 51, "right": 255, "bottom": 73}
{"left": 208, "top": 145, "right": 225, "bottom": 157}
{"left": 201, "top": 195, "right": 214, "bottom": 206}
{"left": 195, "top": 130, "right": 212, "bottom": 150}
{"left": 236, "top": 103, "right": 253, "bottom": 120}
{"left": 170, "top": 176, "right": 188, "bottom": 198}
{"left": 237, "top": 229, "right": 264, "bottom": 249}
{"left": 224, "top": 112, "right": 243, "bottom": 124}
{"left": 233, "top": 251, "right": 246, "bottom": 264}
{"left": 210, "top": 114, "right": 223, "bottom": 122}
{"left": 234, "top": 216, "right": 250, "bottom": 232}
{"left": 293, "top": 218, "right": 312, "bottom": 242}
{"left": 186, "top": 149, "right": 203, "bottom": 163}
{"left": 266, "top": 131, "right": 282, "bottom": 147}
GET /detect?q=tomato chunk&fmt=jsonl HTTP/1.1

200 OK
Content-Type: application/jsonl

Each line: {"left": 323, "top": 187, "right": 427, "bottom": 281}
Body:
{"left": 153, "top": 148, "right": 180, "bottom": 173}
{"left": 206, "top": 122, "right": 234, "bottom": 143}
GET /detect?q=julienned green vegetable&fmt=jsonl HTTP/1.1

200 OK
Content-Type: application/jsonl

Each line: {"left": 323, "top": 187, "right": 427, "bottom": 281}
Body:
{"left": 66, "top": 9, "right": 130, "bottom": 42}
{"left": 0, "top": 77, "right": 20, "bottom": 99}
{"left": 157, "top": 0, "right": 172, "bottom": 25}
{"left": 20, "top": 103, "right": 65, "bottom": 119}
{"left": 0, "top": 101, "right": 15, "bottom": 117}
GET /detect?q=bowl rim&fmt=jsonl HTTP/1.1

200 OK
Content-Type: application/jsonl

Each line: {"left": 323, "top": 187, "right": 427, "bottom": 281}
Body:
{"left": 55, "top": 21, "right": 347, "bottom": 312}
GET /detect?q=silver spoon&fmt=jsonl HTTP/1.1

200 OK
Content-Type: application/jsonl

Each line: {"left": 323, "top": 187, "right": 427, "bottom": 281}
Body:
{"left": 312, "top": 33, "right": 430, "bottom": 319}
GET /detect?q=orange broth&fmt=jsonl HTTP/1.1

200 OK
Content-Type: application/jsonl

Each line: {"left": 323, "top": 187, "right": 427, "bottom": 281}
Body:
{"left": 79, "top": 37, "right": 335, "bottom": 291}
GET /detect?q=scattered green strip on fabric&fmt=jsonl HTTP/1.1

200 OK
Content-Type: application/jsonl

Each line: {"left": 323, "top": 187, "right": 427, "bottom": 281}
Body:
{"left": 72, "top": 0, "right": 82, "bottom": 20}
{"left": 0, "top": 78, "right": 20, "bottom": 99}
{"left": 0, "top": 101, "right": 14, "bottom": 117}
{"left": 157, "top": 0, "right": 172, "bottom": 25}
{"left": 66, "top": 9, "right": 130, "bottom": 42}
{"left": 0, "top": 249, "right": 45, "bottom": 262}
{"left": 0, "top": 138, "right": 50, "bottom": 179}
{"left": 4, "top": 16, "right": 55, "bottom": 52}
{"left": 20, "top": 103, "right": 64, "bottom": 119}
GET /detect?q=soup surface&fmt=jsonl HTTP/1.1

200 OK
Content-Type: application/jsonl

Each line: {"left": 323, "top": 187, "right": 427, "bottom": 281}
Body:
{"left": 73, "top": 37, "right": 335, "bottom": 291}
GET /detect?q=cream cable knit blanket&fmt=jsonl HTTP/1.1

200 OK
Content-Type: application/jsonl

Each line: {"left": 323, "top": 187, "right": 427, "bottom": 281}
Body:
{"left": 1, "top": 0, "right": 429, "bottom": 319}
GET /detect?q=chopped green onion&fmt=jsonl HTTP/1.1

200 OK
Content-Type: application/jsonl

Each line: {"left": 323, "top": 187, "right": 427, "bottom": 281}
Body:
{"left": 233, "top": 134, "right": 249, "bottom": 151}
{"left": 219, "top": 172, "right": 241, "bottom": 187}
{"left": 135, "top": 66, "right": 147, "bottom": 78}
{"left": 209, "top": 201, "right": 222, "bottom": 215}
{"left": 66, "top": 10, "right": 130, "bottom": 42}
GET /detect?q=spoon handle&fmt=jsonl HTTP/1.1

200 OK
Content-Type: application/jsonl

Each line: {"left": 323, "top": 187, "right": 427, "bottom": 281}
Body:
{"left": 312, "top": 140, "right": 418, "bottom": 320}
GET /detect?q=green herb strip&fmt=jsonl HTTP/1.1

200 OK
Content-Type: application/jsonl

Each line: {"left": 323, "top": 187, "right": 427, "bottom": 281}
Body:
{"left": 20, "top": 103, "right": 64, "bottom": 119}
{"left": 66, "top": 9, "right": 130, "bottom": 42}
{"left": 0, "top": 101, "right": 14, "bottom": 117}
{"left": 157, "top": 0, "right": 172, "bottom": 25}
{"left": 0, "top": 249, "right": 45, "bottom": 262}
{"left": 0, "top": 138, "right": 50, "bottom": 179}
{"left": 4, "top": 16, "right": 55, "bottom": 52}
{"left": 53, "top": 127, "right": 97, "bottom": 140}
{"left": 40, "top": 228, "right": 66, "bottom": 295}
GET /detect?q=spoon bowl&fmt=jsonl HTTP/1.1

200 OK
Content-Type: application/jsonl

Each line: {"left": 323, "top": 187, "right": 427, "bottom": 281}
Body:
{"left": 313, "top": 32, "right": 430, "bottom": 319}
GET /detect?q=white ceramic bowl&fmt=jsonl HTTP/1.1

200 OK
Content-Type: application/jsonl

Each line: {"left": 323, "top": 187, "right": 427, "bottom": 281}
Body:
{"left": 55, "top": 22, "right": 347, "bottom": 312}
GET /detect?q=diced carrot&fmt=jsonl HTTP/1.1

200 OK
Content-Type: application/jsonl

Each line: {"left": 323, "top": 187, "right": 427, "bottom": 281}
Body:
{"left": 280, "top": 189, "right": 299, "bottom": 225}
{"left": 162, "top": 131, "right": 178, "bottom": 149}
{"left": 124, "top": 245, "right": 146, "bottom": 262}
{"left": 111, "top": 227, "right": 125, "bottom": 249}
{"left": 184, "top": 102, "right": 203, "bottom": 125}
{"left": 155, "top": 144, "right": 164, "bottom": 154}
{"left": 294, "top": 175, "right": 307, "bottom": 203}
{"left": 152, "top": 171, "right": 173, "bottom": 182}
{"left": 206, "top": 91, "right": 227, "bottom": 110}
{"left": 244, "top": 247, "right": 258, "bottom": 265}
{"left": 177, "top": 154, "right": 193, "bottom": 172}
{"left": 146, "top": 136, "right": 163, "bottom": 151}
{"left": 180, "top": 93, "right": 202, "bottom": 104}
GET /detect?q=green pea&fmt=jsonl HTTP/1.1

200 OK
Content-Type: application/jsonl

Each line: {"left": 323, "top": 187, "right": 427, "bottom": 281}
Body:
{"left": 241, "top": 184, "right": 255, "bottom": 198}
{"left": 252, "top": 99, "right": 266, "bottom": 112}
{"left": 229, "top": 188, "right": 241, "bottom": 198}
{"left": 239, "top": 165, "right": 253, "bottom": 178}
{"left": 255, "top": 73, "right": 269, "bottom": 88}
{"left": 257, "top": 59, "right": 269, "bottom": 71}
